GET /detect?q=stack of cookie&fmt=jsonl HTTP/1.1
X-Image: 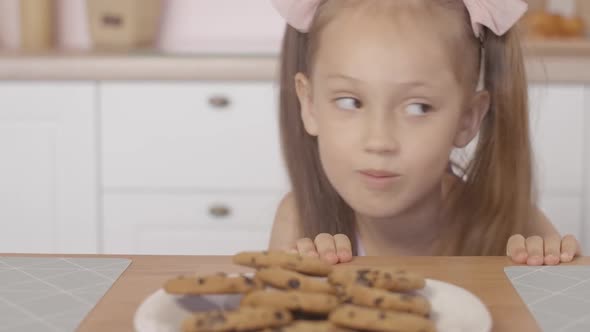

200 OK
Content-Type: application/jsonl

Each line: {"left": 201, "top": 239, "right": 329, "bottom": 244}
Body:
{"left": 164, "top": 251, "right": 436, "bottom": 332}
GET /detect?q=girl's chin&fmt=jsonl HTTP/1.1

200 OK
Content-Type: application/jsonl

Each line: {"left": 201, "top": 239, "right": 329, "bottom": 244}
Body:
{"left": 352, "top": 205, "right": 403, "bottom": 221}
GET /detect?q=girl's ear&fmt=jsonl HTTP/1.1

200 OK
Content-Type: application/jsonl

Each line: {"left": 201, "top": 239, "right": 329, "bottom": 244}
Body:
{"left": 454, "top": 91, "right": 490, "bottom": 148}
{"left": 295, "top": 73, "right": 319, "bottom": 136}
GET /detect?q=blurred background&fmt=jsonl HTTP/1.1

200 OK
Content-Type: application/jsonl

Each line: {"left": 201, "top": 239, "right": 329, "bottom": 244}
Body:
{"left": 0, "top": 0, "right": 589, "bottom": 256}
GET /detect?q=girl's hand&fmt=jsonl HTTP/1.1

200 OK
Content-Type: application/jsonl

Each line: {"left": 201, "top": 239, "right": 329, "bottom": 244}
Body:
{"left": 507, "top": 234, "right": 581, "bottom": 265}
{"left": 289, "top": 233, "right": 353, "bottom": 265}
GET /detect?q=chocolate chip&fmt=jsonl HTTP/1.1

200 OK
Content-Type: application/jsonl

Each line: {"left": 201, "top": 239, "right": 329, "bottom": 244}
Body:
{"left": 250, "top": 257, "right": 257, "bottom": 264}
{"left": 357, "top": 269, "right": 370, "bottom": 277}
{"left": 243, "top": 276, "right": 255, "bottom": 285}
{"left": 197, "top": 278, "right": 205, "bottom": 285}
{"left": 262, "top": 251, "right": 269, "bottom": 255}
{"left": 357, "top": 279, "right": 373, "bottom": 287}
{"left": 379, "top": 311, "right": 387, "bottom": 319}
{"left": 207, "top": 312, "right": 226, "bottom": 325}
{"left": 374, "top": 297, "right": 384, "bottom": 306}
{"left": 274, "top": 311, "right": 284, "bottom": 320}
{"left": 401, "top": 294, "right": 414, "bottom": 302}
{"left": 287, "top": 278, "right": 301, "bottom": 289}
{"left": 356, "top": 270, "right": 373, "bottom": 287}
{"left": 195, "top": 319, "right": 204, "bottom": 327}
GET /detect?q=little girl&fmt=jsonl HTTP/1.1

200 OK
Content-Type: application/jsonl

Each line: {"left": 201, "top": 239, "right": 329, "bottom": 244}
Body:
{"left": 268, "top": 0, "right": 581, "bottom": 265}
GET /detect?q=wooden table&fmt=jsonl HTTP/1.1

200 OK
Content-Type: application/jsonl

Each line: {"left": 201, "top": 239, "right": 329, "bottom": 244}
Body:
{"left": 5, "top": 255, "right": 589, "bottom": 331}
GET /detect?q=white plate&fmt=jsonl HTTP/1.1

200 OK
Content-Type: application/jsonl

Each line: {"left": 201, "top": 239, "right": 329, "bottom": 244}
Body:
{"left": 134, "top": 278, "right": 492, "bottom": 332}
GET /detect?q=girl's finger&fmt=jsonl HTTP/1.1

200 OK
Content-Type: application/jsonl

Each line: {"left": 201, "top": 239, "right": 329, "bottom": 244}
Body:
{"left": 296, "top": 238, "right": 318, "bottom": 257}
{"left": 543, "top": 234, "right": 561, "bottom": 266}
{"left": 525, "top": 236, "right": 544, "bottom": 266}
{"left": 507, "top": 234, "right": 527, "bottom": 264}
{"left": 314, "top": 233, "right": 339, "bottom": 264}
{"left": 333, "top": 234, "right": 353, "bottom": 263}
{"left": 561, "top": 234, "right": 580, "bottom": 263}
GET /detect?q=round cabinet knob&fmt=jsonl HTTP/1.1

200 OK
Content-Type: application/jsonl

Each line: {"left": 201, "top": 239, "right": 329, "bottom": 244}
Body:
{"left": 209, "top": 204, "right": 231, "bottom": 218}
{"left": 102, "top": 14, "right": 123, "bottom": 27}
{"left": 208, "top": 95, "right": 231, "bottom": 109}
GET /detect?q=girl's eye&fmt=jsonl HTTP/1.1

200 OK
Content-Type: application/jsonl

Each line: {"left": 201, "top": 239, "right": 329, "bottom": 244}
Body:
{"left": 335, "top": 97, "right": 362, "bottom": 110}
{"left": 405, "top": 103, "right": 432, "bottom": 116}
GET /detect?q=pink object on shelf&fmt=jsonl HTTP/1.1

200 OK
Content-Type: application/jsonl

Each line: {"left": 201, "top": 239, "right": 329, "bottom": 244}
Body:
{"left": 157, "top": 0, "right": 286, "bottom": 54}
{"left": 56, "top": 0, "right": 92, "bottom": 50}
{"left": 0, "top": 0, "right": 21, "bottom": 50}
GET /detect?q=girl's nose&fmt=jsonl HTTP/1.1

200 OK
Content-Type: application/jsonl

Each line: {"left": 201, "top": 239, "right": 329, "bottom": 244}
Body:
{"left": 363, "top": 113, "right": 399, "bottom": 155}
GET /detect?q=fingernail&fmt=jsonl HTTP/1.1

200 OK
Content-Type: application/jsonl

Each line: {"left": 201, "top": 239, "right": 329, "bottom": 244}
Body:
{"left": 516, "top": 251, "right": 528, "bottom": 262}
{"left": 338, "top": 251, "right": 352, "bottom": 261}
{"left": 527, "top": 256, "right": 543, "bottom": 266}
{"left": 561, "top": 253, "right": 572, "bottom": 262}
{"left": 545, "top": 255, "right": 559, "bottom": 265}
{"left": 326, "top": 252, "right": 337, "bottom": 260}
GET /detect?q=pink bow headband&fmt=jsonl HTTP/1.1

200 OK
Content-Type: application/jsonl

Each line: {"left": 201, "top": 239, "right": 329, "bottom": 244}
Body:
{"left": 270, "top": 0, "right": 528, "bottom": 38}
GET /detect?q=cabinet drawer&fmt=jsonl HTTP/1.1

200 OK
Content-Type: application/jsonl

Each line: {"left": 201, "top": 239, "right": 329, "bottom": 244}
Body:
{"left": 136, "top": 227, "right": 270, "bottom": 255}
{"left": 101, "top": 82, "right": 288, "bottom": 190}
{"left": 103, "top": 191, "right": 283, "bottom": 254}
{"left": 529, "top": 85, "right": 584, "bottom": 193}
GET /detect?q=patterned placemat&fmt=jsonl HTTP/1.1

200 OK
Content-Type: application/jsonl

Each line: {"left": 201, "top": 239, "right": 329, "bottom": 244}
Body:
{"left": 505, "top": 265, "right": 590, "bottom": 332}
{"left": 0, "top": 257, "right": 131, "bottom": 332}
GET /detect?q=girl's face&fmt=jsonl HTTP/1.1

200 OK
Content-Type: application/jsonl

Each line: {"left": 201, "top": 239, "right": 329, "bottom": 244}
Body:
{"left": 295, "top": 5, "right": 489, "bottom": 220}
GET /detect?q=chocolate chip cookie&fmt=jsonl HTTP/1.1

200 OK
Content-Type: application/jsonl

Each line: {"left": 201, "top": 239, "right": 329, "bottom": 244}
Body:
{"left": 182, "top": 306, "right": 292, "bottom": 332}
{"left": 241, "top": 290, "right": 340, "bottom": 314}
{"left": 256, "top": 267, "right": 336, "bottom": 294}
{"left": 260, "top": 320, "right": 356, "bottom": 332}
{"left": 329, "top": 304, "right": 436, "bottom": 332}
{"left": 329, "top": 267, "right": 426, "bottom": 291}
{"left": 164, "top": 273, "right": 262, "bottom": 295}
{"left": 342, "top": 284, "right": 431, "bottom": 316}
{"left": 233, "top": 251, "right": 332, "bottom": 276}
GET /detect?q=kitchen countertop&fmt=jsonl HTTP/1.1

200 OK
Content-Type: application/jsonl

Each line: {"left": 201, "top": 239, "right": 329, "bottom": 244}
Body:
{"left": 4, "top": 255, "right": 588, "bottom": 332}
{"left": 1, "top": 40, "right": 590, "bottom": 83}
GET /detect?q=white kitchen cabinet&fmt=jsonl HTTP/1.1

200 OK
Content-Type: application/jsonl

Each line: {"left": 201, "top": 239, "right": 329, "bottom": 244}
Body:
{"left": 538, "top": 194, "right": 582, "bottom": 240}
{"left": 0, "top": 82, "right": 98, "bottom": 254}
{"left": 103, "top": 192, "right": 283, "bottom": 255}
{"left": 585, "top": 87, "right": 590, "bottom": 255}
{"left": 529, "top": 84, "right": 587, "bottom": 251}
{"left": 0, "top": 78, "right": 586, "bottom": 256}
{"left": 101, "top": 82, "right": 288, "bottom": 190}
{"left": 100, "top": 81, "right": 289, "bottom": 255}
{"left": 529, "top": 85, "right": 584, "bottom": 193}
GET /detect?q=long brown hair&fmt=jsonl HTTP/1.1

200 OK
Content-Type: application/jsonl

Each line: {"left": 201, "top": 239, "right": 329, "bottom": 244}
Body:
{"left": 277, "top": 0, "right": 534, "bottom": 256}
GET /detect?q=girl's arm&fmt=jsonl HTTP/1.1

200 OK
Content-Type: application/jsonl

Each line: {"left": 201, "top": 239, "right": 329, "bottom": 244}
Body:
{"left": 528, "top": 207, "right": 560, "bottom": 237}
{"left": 268, "top": 192, "right": 302, "bottom": 251}
{"left": 267, "top": 192, "right": 352, "bottom": 264}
